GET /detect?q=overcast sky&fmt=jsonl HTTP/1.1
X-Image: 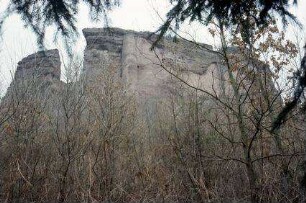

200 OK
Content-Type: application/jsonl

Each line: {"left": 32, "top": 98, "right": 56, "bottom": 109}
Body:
{"left": 0, "top": 0, "right": 305, "bottom": 95}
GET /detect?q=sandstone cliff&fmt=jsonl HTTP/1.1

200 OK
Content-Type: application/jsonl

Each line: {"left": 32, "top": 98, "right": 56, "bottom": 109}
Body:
{"left": 14, "top": 49, "right": 61, "bottom": 81}
{"left": 82, "top": 28, "right": 224, "bottom": 104}
{"left": 3, "top": 27, "right": 273, "bottom": 109}
{"left": 5, "top": 49, "right": 63, "bottom": 99}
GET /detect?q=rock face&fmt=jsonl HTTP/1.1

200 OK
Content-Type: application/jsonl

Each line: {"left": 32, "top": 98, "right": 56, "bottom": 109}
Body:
{"left": 1, "top": 27, "right": 281, "bottom": 129}
{"left": 5, "top": 27, "right": 274, "bottom": 111}
{"left": 4, "top": 49, "right": 63, "bottom": 100}
{"left": 2, "top": 27, "right": 233, "bottom": 110}
{"left": 82, "top": 28, "right": 223, "bottom": 104}
{"left": 15, "top": 49, "right": 61, "bottom": 81}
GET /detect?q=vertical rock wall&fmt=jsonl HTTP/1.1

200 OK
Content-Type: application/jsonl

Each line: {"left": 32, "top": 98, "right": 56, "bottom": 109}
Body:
{"left": 4, "top": 28, "right": 248, "bottom": 111}
{"left": 82, "top": 28, "right": 125, "bottom": 81}
{"left": 5, "top": 49, "right": 62, "bottom": 98}
{"left": 82, "top": 27, "right": 224, "bottom": 105}
{"left": 14, "top": 49, "right": 61, "bottom": 81}
{"left": 2, "top": 27, "right": 280, "bottom": 127}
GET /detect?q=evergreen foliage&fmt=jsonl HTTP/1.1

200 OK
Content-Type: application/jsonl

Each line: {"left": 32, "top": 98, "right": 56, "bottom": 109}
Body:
{"left": 156, "top": 0, "right": 304, "bottom": 133}
{"left": 0, "top": 0, "right": 120, "bottom": 48}
{"left": 157, "top": 0, "right": 300, "bottom": 43}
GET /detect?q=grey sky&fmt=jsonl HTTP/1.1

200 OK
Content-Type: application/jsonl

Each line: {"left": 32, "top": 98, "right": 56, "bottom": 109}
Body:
{"left": 0, "top": 0, "right": 305, "bottom": 95}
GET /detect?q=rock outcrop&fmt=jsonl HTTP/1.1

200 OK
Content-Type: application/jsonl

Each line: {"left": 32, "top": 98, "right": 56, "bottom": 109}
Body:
{"left": 4, "top": 27, "right": 275, "bottom": 111}
{"left": 82, "top": 28, "right": 223, "bottom": 103}
{"left": 14, "top": 49, "right": 61, "bottom": 81}
{"left": 4, "top": 49, "right": 63, "bottom": 100}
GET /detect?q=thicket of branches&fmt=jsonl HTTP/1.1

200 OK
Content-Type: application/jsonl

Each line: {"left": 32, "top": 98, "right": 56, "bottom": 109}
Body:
{"left": 0, "top": 17, "right": 305, "bottom": 203}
